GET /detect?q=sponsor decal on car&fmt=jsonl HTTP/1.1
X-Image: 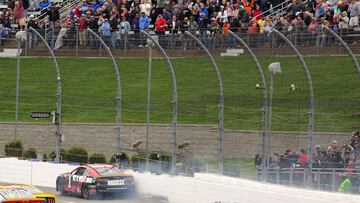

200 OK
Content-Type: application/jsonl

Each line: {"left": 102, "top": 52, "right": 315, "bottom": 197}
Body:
{"left": 85, "top": 177, "right": 96, "bottom": 184}
{"left": 107, "top": 179, "right": 125, "bottom": 186}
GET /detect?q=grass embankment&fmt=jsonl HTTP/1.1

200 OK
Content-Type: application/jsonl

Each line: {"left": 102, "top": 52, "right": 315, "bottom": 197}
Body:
{"left": 0, "top": 56, "right": 359, "bottom": 132}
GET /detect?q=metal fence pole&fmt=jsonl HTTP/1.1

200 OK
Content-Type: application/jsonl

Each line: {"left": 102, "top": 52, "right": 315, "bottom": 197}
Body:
{"left": 14, "top": 40, "right": 20, "bottom": 140}
{"left": 24, "top": 28, "right": 28, "bottom": 56}
{"left": 140, "top": 30, "right": 178, "bottom": 175}
{"left": 51, "top": 25, "right": 54, "bottom": 50}
{"left": 87, "top": 28, "right": 122, "bottom": 155}
{"left": 184, "top": 31, "right": 225, "bottom": 174}
{"left": 331, "top": 169, "right": 336, "bottom": 191}
{"left": 321, "top": 25, "right": 360, "bottom": 79}
{"left": 124, "top": 32, "right": 128, "bottom": 56}
{"left": 317, "top": 169, "right": 321, "bottom": 190}
{"left": 270, "top": 28, "right": 315, "bottom": 188}
{"left": 290, "top": 167, "right": 293, "bottom": 187}
{"left": 76, "top": 27, "right": 79, "bottom": 57}
{"left": 28, "top": 27, "right": 62, "bottom": 163}
{"left": 146, "top": 42, "right": 152, "bottom": 171}
{"left": 267, "top": 72, "right": 274, "bottom": 182}
{"left": 227, "top": 31, "right": 268, "bottom": 181}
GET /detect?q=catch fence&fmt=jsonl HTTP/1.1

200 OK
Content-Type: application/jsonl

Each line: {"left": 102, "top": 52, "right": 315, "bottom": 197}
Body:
{"left": 0, "top": 27, "right": 360, "bottom": 194}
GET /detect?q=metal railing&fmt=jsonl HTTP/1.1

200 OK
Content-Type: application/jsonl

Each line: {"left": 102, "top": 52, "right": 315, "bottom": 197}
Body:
{"left": 36, "top": 0, "right": 83, "bottom": 41}
{"left": 258, "top": 167, "right": 360, "bottom": 193}
{"left": 2, "top": 27, "right": 360, "bottom": 56}
{"left": 252, "top": 0, "right": 292, "bottom": 21}
{"left": 252, "top": 0, "right": 309, "bottom": 23}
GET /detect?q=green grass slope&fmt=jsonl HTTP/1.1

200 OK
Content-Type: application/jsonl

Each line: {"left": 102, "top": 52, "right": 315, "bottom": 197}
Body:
{"left": 0, "top": 56, "right": 359, "bottom": 132}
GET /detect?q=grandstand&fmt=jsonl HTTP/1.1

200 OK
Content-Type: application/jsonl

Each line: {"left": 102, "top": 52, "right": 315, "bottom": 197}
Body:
{"left": 0, "top": 0, "right": 360, "bottom": 52}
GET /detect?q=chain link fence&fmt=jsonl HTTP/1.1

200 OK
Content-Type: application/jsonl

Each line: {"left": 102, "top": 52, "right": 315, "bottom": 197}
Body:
{"left": 0, "top": 27, "right": 360, "bottom": 194}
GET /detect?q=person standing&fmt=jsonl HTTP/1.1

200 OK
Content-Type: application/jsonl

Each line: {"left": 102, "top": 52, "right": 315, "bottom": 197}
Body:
{"left": 14, "top": 0, "right": 25, "bottom": 27}
{"left": 47, "top": 5, "right": 60, "bottom": 28}
{"left": 131, "top": 12, "right": 140, "bottom": 46}
{"left": 155, "top": 13, "right": 166, "bottom": 47}
{"left": 168, "top": 15, "right": 181, "bottom": 48}
{"left": 155, "top": 13, "right": 166, "bottom": 35}
{"left": 100, "top": 18, "right": 111, "bottom": 47}
{"left": 88, "top": 15, "right": 99, "bottom": 48}
{"left": 139, "top": 11, "right": 150, "bottom": 47}
{"left": 119, "top": 16, "right": 130, "bottom": 48}
{"left": 198, "top": 12, "right": 208, "bottom": 46}
{"left": 349, "top": 0, "right": 360, "bottom": 30}
{"left": 109, "top": 9, "right": 119, "bottom": 49}
{"left": 140, "top": 0, "right": 152, "bottom": 16}
{"left": 27, "top": 15, "right": 38, "bottom": 48}
{"left": 78, "top": 14, "right": 88, "bottom": 47}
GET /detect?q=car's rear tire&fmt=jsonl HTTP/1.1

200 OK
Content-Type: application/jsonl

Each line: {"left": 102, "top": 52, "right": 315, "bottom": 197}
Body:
{"left": 81, "top": 184, "right": 90, "bottom": 199}
{"left": 56, "top": 178, "right": 67, "bottom": 195}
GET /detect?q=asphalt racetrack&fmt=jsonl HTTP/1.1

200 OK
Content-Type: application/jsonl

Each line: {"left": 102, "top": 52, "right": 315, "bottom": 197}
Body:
{"left": 36, "top": 186, "right": 169, "bottom": 203}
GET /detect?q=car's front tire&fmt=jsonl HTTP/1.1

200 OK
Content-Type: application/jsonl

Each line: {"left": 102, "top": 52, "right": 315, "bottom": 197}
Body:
{"left": 81, "top": 184, "right": 91, "bottom": 199}
{"left": 56, "top": 178, "right": 67, "bottom": 195}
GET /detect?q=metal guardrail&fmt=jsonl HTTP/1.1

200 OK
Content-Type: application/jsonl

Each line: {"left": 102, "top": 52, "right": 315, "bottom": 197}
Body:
{"left": 258, "top": 167, "right": 360, "bottom": 193}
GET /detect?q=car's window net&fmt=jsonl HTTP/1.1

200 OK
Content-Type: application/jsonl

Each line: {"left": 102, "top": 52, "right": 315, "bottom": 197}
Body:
{"left": 95, "top": 167, "right": 122, "bottom": 175}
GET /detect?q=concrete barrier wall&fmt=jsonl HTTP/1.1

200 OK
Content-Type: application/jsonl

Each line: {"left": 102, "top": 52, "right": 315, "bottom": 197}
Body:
{"left": 0, "top": 122, "right": 351, "bottom": 159}
{"left": 0, "top": 158, "right": 358, "bottom": 203}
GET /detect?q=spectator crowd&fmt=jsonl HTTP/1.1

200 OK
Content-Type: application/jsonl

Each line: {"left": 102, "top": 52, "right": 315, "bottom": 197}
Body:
{"left": 1, "top": 0, "right": 360, "bottom": 48}
{"left": 255, "top": 130, "right": 360, "bottom": 193}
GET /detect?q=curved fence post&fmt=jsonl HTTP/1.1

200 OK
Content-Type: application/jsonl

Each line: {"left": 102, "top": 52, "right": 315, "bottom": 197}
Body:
{"left": 28, "top": 27, "right": 62, "bottom": 163}
{"left": 321, "top": 25, "right": 360, "bottom": 79}
{"left": 87, "top": 28, "right": 122, "bottom": 155}
{"left": 269, "top": 28, "right": 315, "bottom": 187}
{"left": 140, "top": 30, "right": 178, "bottom": 175}
{"left": 227, "top": 30, "right": 268, "bottom": 181}
{"left": 184, "top": 31, "right": 225, "bottom": 174}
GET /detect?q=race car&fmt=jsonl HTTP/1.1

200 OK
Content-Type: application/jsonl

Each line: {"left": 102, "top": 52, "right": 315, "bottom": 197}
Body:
{"left": 0, "top": 184, "right": 56, "bottom": 203}
{"left": 56, "top": 164, "right": 135, "bottom": 199}
{"left": 2, "top": 197, "right": 45, "bottom": 203}
{"left": 0, "top": 186, "right": 44, "bottom": 203}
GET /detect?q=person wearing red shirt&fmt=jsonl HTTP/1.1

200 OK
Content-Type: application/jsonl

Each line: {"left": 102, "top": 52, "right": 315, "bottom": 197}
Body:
{"left": 155, "top": 14, "right": 167, "bottom": 47}
{"left": 298, "top": 149, "right": 308, "bottom": 168}
{"left": 252, "top": 4, "right": 262, "bottom": 21}
{"left": 78, "top": 14, "right": 88, "bottom": 47}
{"left": 241, "top": 0, "right": 255, "bottom": 16}
{"left": 155, "top": 14, "right": 167, "bottom": 35}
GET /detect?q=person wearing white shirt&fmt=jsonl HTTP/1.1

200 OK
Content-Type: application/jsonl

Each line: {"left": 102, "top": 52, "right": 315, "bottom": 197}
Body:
{"left": 339, "top": 11, "right": 350, "bottom": 30}
{"left": 217, "top": 5, "right": 228, "bottom": 26}
{"left": 119, "top": 16, "right": 131, "bottom": 48}
{"left": 140, "top": 0, "right": 152, "bottom": 16}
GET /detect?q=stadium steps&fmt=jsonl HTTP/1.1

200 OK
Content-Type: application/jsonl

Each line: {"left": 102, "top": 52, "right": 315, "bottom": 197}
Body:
{"left": 220, "top": 49, "right": 244, "bottom": 57}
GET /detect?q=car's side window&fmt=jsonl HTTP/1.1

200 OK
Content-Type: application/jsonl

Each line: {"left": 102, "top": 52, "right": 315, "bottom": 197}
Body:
{"left": 83, "top": 169, "right": 90, "bottom": 176}
{"left": 75, "top": 167, "right": 86, "bottom": 176}
{"left": 71, "top": 168, "right": 79, "bottom": 175}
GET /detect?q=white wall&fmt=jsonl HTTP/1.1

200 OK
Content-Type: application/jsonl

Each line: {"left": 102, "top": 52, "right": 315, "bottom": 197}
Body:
{"left": 0, "top": 158, "right": 359, "bottom": 203}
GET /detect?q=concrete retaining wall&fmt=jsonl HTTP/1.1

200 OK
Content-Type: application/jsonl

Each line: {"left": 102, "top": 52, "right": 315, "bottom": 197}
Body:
{"left": 0, "top": 122, "right": 351, "bottom": 159}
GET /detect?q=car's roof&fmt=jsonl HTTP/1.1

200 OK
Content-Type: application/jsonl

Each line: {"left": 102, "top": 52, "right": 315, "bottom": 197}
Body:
{"left": 85, "top": 164, "right": 114, "bottom": 168}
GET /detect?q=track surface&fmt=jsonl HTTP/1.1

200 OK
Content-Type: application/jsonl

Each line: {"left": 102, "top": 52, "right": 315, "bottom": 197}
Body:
{"left": 37, "top": 186, "right": 169, "bottom": 203}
